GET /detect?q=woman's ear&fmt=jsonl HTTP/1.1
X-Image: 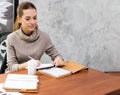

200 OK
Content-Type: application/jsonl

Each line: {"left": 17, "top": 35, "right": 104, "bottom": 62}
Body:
{"left": 17, "top": 16, "right": 22, "bottom": 23}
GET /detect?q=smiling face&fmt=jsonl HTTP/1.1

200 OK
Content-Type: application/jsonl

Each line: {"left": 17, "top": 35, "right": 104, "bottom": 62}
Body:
{"left": 18, "top": 8, "right": 37, "bottom": 35}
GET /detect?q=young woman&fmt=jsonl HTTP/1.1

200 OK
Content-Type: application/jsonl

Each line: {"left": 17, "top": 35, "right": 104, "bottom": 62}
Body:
{"left": 6, "top": 2, "right": 64, "bottom": 72}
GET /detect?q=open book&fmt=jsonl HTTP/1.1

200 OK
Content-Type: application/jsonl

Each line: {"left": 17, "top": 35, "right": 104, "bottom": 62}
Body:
{"left": 39, "top": 61, "right": 88, "bottom": 78}
{"left": 39, "top": 67, "right": 71, "bottom": 78}
{"left": 3, "top": 74, "right": 39, "bottom": 92}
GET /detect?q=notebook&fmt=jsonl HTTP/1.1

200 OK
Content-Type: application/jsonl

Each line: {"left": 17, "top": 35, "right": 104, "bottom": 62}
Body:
{"left": 39, "top": 61, "right": 88, "bottom": 78}
{"left": 3, "top": 74, "right": 39, "bottom": 92}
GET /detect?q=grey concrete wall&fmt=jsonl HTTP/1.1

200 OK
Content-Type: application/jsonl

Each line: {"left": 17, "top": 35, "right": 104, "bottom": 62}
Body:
{"left": 20, "top": 0, "right": 120, "bottom": 72}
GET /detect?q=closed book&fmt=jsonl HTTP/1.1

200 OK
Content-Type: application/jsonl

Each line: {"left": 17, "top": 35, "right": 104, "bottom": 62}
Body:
{"left": 3, "top": 74, "right": 39, "bottom": 92}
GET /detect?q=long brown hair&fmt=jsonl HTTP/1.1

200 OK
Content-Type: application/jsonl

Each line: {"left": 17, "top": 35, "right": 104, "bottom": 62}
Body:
{"left": 13, "top": 2, "right": 37, "bottom": 31}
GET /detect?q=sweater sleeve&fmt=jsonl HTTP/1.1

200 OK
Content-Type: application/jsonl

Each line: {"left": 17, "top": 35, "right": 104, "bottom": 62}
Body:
{"left": 6, "top": 34, "right": 19, "bottom": 72}
{"left": 45, "top": 35, "right": 62, "bottom": 61}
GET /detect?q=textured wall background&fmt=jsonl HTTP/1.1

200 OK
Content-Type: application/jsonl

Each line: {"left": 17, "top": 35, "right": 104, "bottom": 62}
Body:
{"left": 20, "top": 0, "right": 120, "bottom": 72}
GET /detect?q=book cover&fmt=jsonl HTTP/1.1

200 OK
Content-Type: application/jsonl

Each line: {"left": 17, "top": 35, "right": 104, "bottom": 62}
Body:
{"left": 62, "top": 61, "right": 88, "bottom": 73}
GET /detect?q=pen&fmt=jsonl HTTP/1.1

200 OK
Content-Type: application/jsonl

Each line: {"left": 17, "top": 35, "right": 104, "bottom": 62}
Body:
{"left": 28, "top": 56, "right": 34, "bottom": 60}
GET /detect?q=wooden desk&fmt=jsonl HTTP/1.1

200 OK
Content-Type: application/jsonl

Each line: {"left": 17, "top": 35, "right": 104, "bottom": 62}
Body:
{"left": 0, "top": 69, "right": 120, "bottom": 95}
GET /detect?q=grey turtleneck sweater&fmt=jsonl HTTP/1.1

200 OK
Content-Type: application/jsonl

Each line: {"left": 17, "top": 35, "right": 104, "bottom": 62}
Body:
{"left": 6, "top": 28, "right": 61, "bottom": 72}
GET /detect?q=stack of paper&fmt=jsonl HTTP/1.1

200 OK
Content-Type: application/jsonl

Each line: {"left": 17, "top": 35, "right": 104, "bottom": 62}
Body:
{"left": 3, "top": 74, "right": 39, "bottom": 92}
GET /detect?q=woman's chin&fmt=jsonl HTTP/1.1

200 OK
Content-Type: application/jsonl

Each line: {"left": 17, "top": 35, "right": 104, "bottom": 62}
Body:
{"left": 29, "top": 28, "right": 35, "bottom": 31}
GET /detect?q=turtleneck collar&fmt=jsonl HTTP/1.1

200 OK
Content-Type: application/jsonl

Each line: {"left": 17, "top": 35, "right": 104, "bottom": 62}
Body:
{"left": 16, "top": 28, "right": 40, "bottom": 42}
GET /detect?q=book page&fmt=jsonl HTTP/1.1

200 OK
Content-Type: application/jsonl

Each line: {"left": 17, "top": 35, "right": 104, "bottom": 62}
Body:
{"left": 6, "top": 74, "right": 39, "bottom": 82}
{"left": 39, "top": 67, "right": 71, "bottom": 78}
{"left": 3, "top": 80, "right": 37, "bottom": 89}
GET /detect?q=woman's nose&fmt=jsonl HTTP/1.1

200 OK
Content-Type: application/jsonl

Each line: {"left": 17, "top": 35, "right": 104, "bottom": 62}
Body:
{"left": 30, "top": 20, "right": 34, "bottom": 23}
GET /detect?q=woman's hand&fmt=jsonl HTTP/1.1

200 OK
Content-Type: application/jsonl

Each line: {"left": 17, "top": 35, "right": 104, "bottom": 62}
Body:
{"left": 27, "top": 59, "right": 41, "bottom": 67}
{"left": 52, "top": 56, "right": 64, "bottom": 67}
{"left": 35, "top": 60, "right": 41, "bottom": 66}
{"left": 18, "top": 59, "right": 41, "bottom": 70}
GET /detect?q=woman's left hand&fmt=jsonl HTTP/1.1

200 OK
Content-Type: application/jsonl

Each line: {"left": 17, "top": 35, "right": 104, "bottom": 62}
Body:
{"left": 52, "top": 56, "right": 64, "bottom": 67}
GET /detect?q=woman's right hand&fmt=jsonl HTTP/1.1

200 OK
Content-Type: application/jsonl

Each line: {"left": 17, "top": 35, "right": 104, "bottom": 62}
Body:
{"left": 27, "top": 59, "right": 41, "bottom": 67}
{"left": 18, "top": 59, "right": 41, "bottom": 70}
{"left": 35, "top": 60, "right": 41, "bottom": 66}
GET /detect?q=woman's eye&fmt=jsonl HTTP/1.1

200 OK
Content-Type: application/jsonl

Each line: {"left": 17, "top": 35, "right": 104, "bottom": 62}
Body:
{"left": 33, "top": 17, "right": 37, "bottom": 20}
{"left": 26, "top": 18, "right": 30, "bottom": 21}
{"left": 25, "top": 17, "right": 30, "bottom": 21}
